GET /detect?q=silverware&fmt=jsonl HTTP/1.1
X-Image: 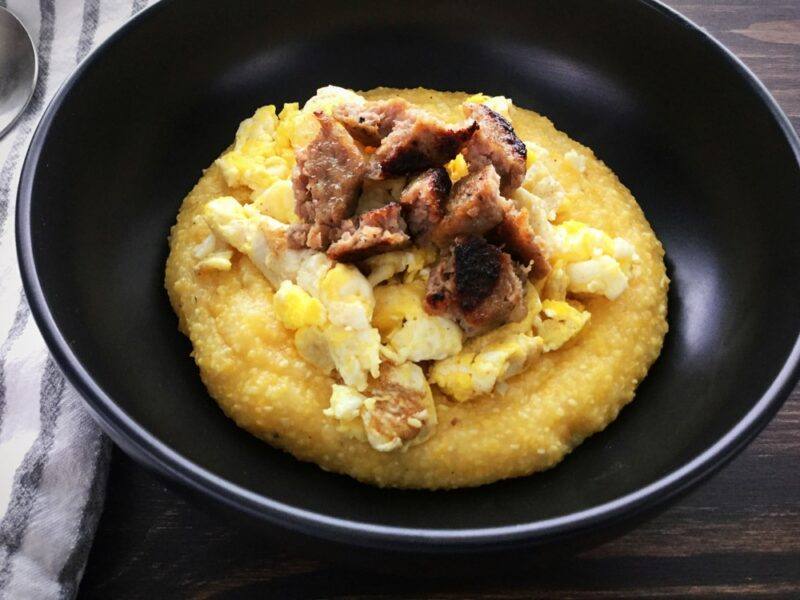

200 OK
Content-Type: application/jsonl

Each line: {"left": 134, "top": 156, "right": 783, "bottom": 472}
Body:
{"left": 0, "top": 7, "right": 37, "bottom": 139}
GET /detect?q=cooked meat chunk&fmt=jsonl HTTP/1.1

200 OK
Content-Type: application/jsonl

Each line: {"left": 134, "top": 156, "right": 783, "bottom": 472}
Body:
{"left": 424, "top": 252, "right": 458, "bottom": 316}
{"left": 336, "top": 98, "right": 478, "bottom": 178}
{"left": 425, "top": 236, "right": 526, "bottom": 336}
{"left": 373, "top": 112, "right": 477, "bottom": 177}
{"left": 327, "top": 202, "right": 411, "bottom": 262}
{"left": 488, "top": 206, "right": 551, "bottom": 279}
{"left": 286, "top": 223, "right": 311, "bottom": 249}
{"left": 361, "top": 362, "right": 437, "bottom": 451}
{"left": 286, "top": 222, "right": 341, "bottom": 251}
{"left": 292, "top": 111, "right": 366, "bottom": 247}
{"left": 363, "top": 379, "right": 429, "bottom": 447}
{"left": 399, "top": 167, "right": 451, "bottom": 239}
{"left": 431, "top": 164, "right": 509, "bottom": 247}
{"left": 333, "top": 99, "right": 411, "bottom": 146}
{"left": 462, "top": 102, "right": 527, "bottom": 196}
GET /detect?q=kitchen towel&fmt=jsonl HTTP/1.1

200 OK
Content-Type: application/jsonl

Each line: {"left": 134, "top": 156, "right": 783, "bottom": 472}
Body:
{"left": 0, "top": 1, "right": 154, "bottom": 598}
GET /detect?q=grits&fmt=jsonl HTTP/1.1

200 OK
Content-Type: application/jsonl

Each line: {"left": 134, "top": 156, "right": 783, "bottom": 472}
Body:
{"left": 165, "top": 88, "right": 669, "bottom": 489}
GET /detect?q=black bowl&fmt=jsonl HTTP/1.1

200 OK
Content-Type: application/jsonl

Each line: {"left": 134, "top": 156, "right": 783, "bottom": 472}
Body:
{"left": 16, "top": 0, "right": 800, "bottom": 557}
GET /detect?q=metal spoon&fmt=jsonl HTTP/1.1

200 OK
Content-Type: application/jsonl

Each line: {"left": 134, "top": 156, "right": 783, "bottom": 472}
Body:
{"left": 0, "top": 7, "right": 37, "bottom": 139}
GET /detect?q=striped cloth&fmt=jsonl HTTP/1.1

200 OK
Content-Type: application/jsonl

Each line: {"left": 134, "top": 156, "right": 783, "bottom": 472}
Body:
{"left": 0, "top": 1, "right": 154, "bottom": 598}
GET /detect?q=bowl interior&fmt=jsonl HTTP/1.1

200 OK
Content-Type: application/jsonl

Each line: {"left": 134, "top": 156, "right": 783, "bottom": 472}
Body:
{"left": 22, "top": 0, "right": 800, "bottom": 532}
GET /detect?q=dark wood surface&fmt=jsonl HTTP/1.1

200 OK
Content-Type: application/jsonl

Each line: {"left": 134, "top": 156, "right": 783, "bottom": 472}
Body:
{"left": 78, "top": 2, "right": 800, "bottom": 598}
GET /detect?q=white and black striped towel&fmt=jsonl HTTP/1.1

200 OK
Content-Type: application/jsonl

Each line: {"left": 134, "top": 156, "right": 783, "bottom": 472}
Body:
{"left": 0, "top": 1, "right": 155, "bottom": 598}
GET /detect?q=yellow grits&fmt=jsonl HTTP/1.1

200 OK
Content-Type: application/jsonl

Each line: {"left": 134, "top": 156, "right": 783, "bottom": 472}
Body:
{"left": 165, "top": 88, "right": 669, "bottom": 489}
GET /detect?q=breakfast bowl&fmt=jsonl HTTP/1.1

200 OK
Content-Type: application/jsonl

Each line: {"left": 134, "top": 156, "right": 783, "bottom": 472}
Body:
{"left": 16, "top": 0, "right": 800, "bottom": 561}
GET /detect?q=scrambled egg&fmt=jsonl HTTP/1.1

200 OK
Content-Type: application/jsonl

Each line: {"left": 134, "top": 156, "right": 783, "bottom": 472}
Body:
{"left": 323, "top": 325, "right": 382, "bottom": 392}
{"left": 372, "top": 281, "right": 462, "bottom": 363}
{"left": 430, "top": 333, "right": 544, "bottom": 403}
{"left": 510, "top": 155, "right": 640, "bottom": 305}
{"left": 508, "top": 151, "right": 566, "bottom": 260}
{"left": 192, "top": 233, "right": 233, "bottom": 273}
{"left": 273, "top": 281, "right": 326, "bottom": 329}
{"left": 566, "top": 256, "right": 628, "bottom": 300}
{"left": 520, "top": 164, "right": 565, "bottom": 220}
{"left": 215, "top": 105, "right": 294, "bottom": 199}
{"left": 294, "top": 259, "right": 382, "bottom": 390}
{"left": 293, "top": 326, "right": 335, "bottom": 374}
{"left": 363, "top": 246, "right": 437, "bottom": 286}
{"left": 295, "top": 252, "right": 334, "bottom": 299}
{"left": 252, "top": 179, "right": 297, "bottom": 224}
{"left": 319, "top": 263, "right": 375, "bottom": 330}
{"left": 372, "top": 281, "right": 427, "bottom": 336}
{"left": 540, "top": 262, "right": 570, "bottom": 302}
{"left": 512, "top": 186, "right": 558, "bottom": 254}
{"left": 426, "top": 280, "right": 594, "bottom": 403}
{"left": 202, "top": 196, "right": 312, "bottom": 288}
{"left": 324, "top": 384, "right": 366, "bottom": 421}
{"left": 203, "top": 194, "right": 383, "bottom": 391}
{"left": 551, "top": 220, "right": 640, "bottom": 301}
{"left": 428, "top": 286, "right": 544, "bottom": 402}
{"left": 388, "top": 317, "right": 463, "bottom": 363}
{"left": 537, "top": 300, "right": 591, "bottom": 352}
{"left": 325, "top": 362, "right": 437, "bottom": 452}
{"left": 553, "top": 220, "right": 615, "bottom": 261}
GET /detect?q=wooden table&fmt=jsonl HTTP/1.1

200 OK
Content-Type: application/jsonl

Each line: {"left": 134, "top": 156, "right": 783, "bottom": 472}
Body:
{"left": 78, "top": 2, "right": 800, "bottom": 597}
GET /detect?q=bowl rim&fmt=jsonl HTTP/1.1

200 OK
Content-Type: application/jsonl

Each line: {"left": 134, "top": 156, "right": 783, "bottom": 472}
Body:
{"left": 15, "top": 0, "right": 800, "bottom": 551}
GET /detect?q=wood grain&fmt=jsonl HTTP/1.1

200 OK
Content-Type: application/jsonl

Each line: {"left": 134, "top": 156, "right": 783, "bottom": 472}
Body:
{"left": 78, "top": 1, "right": 800, "bottom": 598}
